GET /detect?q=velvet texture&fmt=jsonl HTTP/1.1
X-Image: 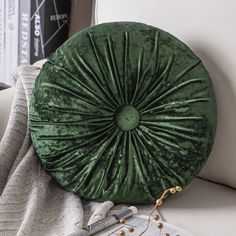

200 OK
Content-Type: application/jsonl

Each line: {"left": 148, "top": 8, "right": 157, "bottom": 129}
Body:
{"left": 29, "top": 22, "right": 217, "bottom": 204}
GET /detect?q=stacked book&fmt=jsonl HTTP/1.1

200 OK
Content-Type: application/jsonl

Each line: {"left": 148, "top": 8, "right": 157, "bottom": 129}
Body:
{"left": 0, "top": 0, "right": 70, "bottom": 87}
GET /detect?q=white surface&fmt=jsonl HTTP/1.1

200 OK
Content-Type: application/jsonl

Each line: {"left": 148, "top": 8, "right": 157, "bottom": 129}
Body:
{"left": 96, "top": 0, "right": 236, "bottom": 188}
{"left": 97, "top": 216, "right": 193, "bottom": 236}
{"left": 160, "top": 178, "right": 236, "bottom": 236}
{"left": 0, "top": 88, "right": 15, "bottom": 141}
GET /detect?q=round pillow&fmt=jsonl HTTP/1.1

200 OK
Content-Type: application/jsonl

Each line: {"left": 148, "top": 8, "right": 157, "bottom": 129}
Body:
{"left": 29, "top": 22, "right": 217, "bottom": 204}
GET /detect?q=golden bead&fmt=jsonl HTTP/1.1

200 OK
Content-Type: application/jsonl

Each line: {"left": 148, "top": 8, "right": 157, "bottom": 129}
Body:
{"left": 157, "top": 222, "right": 163, "bottom": 229}
{"left": 154, "top": 214, "right": 160, "bottom": 221}
{"left": 170, "top": 188, "right": 176, "bottom": 194}
{"left": 128, "top": 227, "right": 134, "bottom": 232}
{"left": 164, "top": 233, "right": 170, "bottom": 236}
{"left": 156, "top": 199, "right": 163, "bottom": 206}
{"left": 119, "top": 218, "right": 125, "bottom": 224}
{"left": 175, "top": 186, "right": 182, "bottom": 192}
{"left": 119, "top": 229, "right": 125, "bottom": 236}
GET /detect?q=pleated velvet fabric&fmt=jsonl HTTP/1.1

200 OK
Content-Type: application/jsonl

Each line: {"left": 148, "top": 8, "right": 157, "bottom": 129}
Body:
{"left": 29, "top": 22, "right": 217, "bottom": 204}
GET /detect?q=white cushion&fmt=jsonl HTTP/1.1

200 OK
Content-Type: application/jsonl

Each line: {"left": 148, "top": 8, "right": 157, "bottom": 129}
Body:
{"left": 95, "top": 0, "right": 236, "bottom": 189}
{"left": 159, "top": 178, "right": 236, "bottom": 236}
{"left": 0, "top": 88, "right": 15, "bottom": 141}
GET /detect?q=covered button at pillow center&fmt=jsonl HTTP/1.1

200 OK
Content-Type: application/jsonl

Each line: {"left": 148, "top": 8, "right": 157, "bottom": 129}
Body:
{"left": 114, "top": 105, "right": 140, "bottom": 131}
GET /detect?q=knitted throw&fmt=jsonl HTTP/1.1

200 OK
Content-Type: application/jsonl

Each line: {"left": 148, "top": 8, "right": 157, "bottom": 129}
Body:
{"left": 0, "top": 64, "right": 117, "bottom": 236}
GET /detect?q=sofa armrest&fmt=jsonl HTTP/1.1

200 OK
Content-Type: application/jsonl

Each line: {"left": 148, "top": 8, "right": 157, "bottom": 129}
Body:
{"left": 0, "top": 88, "right": 15, "bottom": 140}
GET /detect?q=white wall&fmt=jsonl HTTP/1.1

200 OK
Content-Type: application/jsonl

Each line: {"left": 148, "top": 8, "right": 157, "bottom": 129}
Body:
{"left": 96, "top": 0, "right": 236, "bottom": 188}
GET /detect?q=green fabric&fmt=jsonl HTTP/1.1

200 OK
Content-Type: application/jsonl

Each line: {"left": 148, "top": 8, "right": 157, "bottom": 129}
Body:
{"left": 29, "top": 22, "right": 217, "bottom": 204}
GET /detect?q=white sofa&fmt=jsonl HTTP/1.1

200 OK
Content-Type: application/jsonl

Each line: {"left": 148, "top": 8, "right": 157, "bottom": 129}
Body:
{"left": 95, "top": 0, "right": 236, "bottom": 235}
{"left": 1, "top": 1, "right": 236, "bottom": 235}
{"left": 0, "top": 88, "right": 15, "bottom": 139}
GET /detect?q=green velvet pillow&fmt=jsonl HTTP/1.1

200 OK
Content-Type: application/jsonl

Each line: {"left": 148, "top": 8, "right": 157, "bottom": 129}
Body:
{"left": 29, "top": 22, "right": 216, "bottom": 204}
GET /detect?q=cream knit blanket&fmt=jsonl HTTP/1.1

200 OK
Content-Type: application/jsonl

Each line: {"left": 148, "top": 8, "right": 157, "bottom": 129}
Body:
{"left": 0, "top": 64, "right": 117, "bottom": 236}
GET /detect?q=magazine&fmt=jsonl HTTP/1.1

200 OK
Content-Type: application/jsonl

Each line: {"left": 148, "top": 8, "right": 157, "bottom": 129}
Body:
{"left": 95, "top": 214, "right": 194, "bottom": 236}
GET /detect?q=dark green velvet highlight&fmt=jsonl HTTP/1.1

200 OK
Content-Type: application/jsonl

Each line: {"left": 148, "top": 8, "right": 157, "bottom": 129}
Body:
{"left": 29, "top": 22, "right": 217, "bottom": 204}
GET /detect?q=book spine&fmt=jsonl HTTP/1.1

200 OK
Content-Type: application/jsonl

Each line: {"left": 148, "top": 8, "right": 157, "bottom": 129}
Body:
{"left": 18, "top": 0, "right": 31, "bottom": 66}
{"left": 43, "top": 0, "right": 70, "bottom": 56}
{"left": 5, "top": 0, "right": 19, "bottom": 85}
{"left": 30, "top": 0, "right": 70, "bottom": 64}
{"left": 30, "top": 0, "right": 45, "bottom": 64}
{"left": 0, "top": 0, "right": 5, "bottom": 83}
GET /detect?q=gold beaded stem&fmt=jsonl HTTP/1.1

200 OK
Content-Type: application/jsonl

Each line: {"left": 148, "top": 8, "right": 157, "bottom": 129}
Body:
{"left": 138, "top": 185, "right": 182, "bottom": 236}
